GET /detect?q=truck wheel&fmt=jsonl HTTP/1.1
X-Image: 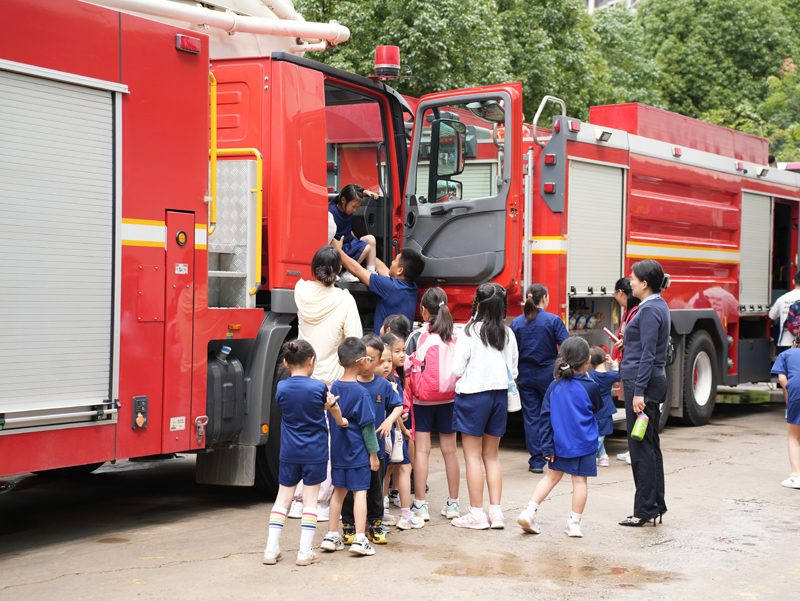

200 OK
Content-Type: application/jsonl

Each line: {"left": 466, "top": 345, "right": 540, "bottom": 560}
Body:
{"left": 657, "top": 379, "right": 671, "bottom": 433}
{"left": 681, "top": 330, "right": 718, "bottom": 426}
{"left": 254, "top": 362, "right": 288, "bottom": 497}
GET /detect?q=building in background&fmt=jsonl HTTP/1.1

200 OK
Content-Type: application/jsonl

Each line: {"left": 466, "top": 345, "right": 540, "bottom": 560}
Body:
{"left": 586, "top": 0, "right": 638, "bottom": 13}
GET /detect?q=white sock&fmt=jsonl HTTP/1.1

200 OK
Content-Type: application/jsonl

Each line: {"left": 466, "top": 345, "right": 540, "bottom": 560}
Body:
{"left": 266, "top": 505, "right": 288, "bottom": 553}
{"left": 570, "top": 511, "right": 582, "bottom": 522}
{"left": 299, "top": 508, "right": 318, "bottom": 554}
{"left": 401, "top": 507, "right": 411, "bottom": 518}
{"left": 354, "top": 533, "right": 368, "bottom": 543}
{"left": 469, "top": 506, "right": 485, "bottom": 517}
{"left": 327, "top": 530, "right": 338, "bottom": 538}
{"left": 447, "top": 497, "right": 458, "bottom": 505}
{"left": 527, "top": 501, "right": 540, "bottom": 513}
{"left": 413, "top": 499, "right": 426, "bottom": 509}
{"left": 489, "top": 504, "right": 502, "bottom": 513}
{"left": 367, "top": 265, "right": 376, "bottom": 272}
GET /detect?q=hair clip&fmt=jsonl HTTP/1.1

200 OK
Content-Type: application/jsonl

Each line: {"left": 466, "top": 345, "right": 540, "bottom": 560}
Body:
{"left": 439, "top": 301, "right": 445, "bottom": 307}
{"left": 559, "top": 364, "right": 571, "bottom": 371}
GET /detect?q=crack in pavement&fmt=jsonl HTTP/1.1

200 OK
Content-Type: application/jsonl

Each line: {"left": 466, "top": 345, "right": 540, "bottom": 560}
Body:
{"left": 0, "top": 551, "right": 261, "bottom": 590}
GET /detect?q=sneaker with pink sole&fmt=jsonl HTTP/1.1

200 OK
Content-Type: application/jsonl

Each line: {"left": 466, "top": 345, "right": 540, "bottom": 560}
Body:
{"left": 452, "top": 511, "right": 490, "bottom": 530}
{"left": 596, "top": 455, "right": 609, "bottom": 467}
{"left": 488, "top": 509, "right": 505, "bottom": 529}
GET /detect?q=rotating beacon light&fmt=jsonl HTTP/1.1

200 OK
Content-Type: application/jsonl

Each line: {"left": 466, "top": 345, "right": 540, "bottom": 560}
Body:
{"left": 374, "top": 46, "right": 401, "bottom": 79}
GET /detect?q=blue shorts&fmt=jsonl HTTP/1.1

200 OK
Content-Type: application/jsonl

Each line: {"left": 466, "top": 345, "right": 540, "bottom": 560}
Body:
{"left": 279, "top": 461, "right": 327, "bottom": 487}
{"left": 549, "top": 452, "right": 597, "bottom": 477}
{"left": 453, "top": 389, "right": 507, "bottom": 438}
{"left": 414, "top": 402, "right": 455, "bottom": 434}
{"left": 342, "top": 236, "right": 368, "bottom": 261}
{"left": 788, "top": 402, "right": 800, "bottom": 425}
{"left": 331, "top": 466, "right": 371, "bottom": 491}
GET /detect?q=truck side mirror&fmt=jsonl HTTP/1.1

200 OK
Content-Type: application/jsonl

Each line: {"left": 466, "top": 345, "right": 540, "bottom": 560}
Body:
{"left": 432, "top": 119, "right": 466, "bottom": 177}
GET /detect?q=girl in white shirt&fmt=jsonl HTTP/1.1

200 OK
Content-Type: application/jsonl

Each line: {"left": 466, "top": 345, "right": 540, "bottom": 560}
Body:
{"left": 451, "top": 283, "right": 518, "bottom": 530}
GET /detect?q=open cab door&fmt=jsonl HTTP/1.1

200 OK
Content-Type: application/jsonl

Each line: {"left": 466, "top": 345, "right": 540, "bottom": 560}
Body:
{"left": 403, "top": 84, "right": 524, "bottom": 292}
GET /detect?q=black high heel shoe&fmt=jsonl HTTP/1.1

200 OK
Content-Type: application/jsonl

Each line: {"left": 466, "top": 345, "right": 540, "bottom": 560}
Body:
{"left": 619, "top": 516, "right": 657, "bottom": 527}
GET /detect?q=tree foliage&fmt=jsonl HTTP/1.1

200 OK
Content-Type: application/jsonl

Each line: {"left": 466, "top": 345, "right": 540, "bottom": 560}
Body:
{"left": 295, "top": 0, "right": 800, "bottom": 156}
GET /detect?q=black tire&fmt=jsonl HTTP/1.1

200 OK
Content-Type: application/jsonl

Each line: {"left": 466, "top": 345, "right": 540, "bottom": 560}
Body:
{"left": 34, "top": 462, "right": 105, "bottom": 477}
{"left": 657, "top": 384, "right": 671, "bottom": 433}
{"left": 681, "top": 330, "right": 718, "bottom": 426}
{"left": 254, "top": 362, "right": 288, "bottom": 497}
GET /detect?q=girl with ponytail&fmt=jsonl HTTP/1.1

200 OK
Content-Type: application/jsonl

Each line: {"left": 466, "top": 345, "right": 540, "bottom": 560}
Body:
{"left": 511, "top": 284, "right": 570, "bottom": 474}
{"left": 612, "top": 277, "right": 641, "bottom": 363}
{"left": 516, "top": 336, "right": 603, "bottom": 539}
{"left": 404, "top": 287, "right": 461, "bottom": 523}
{"left": 450, "top": 284, "right": 518, "bottom": 530}
{"left": 290, "top": 245, "right": 363, "bottom": 522}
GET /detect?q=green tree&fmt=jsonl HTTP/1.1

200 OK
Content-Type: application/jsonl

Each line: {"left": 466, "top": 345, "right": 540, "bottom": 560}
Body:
{"left": 638, "top": 0, "right": 797, "bottom": 118}
{"left": 497, "top": 0, "right": 611, "bottom": 122}
{"left": 294, "top": 0, "right": 512, "bottom": 98}
{"left": 591, "top": 6, "right": 663, "bottom": 107}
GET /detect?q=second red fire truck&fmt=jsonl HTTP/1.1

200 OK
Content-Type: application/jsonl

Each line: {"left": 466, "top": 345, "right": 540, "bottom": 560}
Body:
{"left": 1, "top": 0, "right": 798, "bottom": 492}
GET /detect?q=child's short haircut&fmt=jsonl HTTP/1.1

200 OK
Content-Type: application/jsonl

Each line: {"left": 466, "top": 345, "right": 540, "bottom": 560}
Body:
{"left": 282, "top": 339, "right": 316, "bottom": 366}
{"left": 589, "top": 346, "right": 606, "bottom": 367}
{"left": 338, "top": 336, "right": 367, "bottom": 367}
{"left": 362, "top": 333, "right": 384, "bottom": 356}
{"left": 382, "top": 314, "right": 411, "bottom": 340}
{"left": 398, "top": 248, "right": 425, "bottom": 282}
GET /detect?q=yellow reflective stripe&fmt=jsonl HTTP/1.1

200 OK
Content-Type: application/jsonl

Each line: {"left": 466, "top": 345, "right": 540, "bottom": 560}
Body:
{"left": 121, "top": 221, "right": 166, "bottom": 249}
{"left": 627, "top": 242, "right": 740, "bottom": 263}
{"left": 195, "top": 225, "right": 207, "bottom": 250}
{"left": 531, "top": 237, "right": 568, "bottom": 254}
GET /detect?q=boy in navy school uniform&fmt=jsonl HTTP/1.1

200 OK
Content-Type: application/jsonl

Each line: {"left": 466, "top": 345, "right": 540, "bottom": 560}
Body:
{"left": 332, "top": 237, "right": 426, "bottom": 334}
{"left": 321, "top": 337, "right": 381, "bottom": 556}
{"left": 341, "top": 335, "right": 404, "bottom": 544}
{"left": 771, "top": 333, "right": 800, "bottom": 489}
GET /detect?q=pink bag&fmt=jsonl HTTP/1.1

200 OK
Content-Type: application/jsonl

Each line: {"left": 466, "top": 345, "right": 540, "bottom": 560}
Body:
{"left": 405, "top": 329, "right": 458, "bottom": 404}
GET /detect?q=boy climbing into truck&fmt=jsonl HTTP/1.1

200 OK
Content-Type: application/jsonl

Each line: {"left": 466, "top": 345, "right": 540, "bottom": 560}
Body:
{"left": 331, "top": 238, "right": 425, "bottom": 335}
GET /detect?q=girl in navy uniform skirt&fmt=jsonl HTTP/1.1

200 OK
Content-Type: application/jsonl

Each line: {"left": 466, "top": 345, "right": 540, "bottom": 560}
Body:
{"left": 452, "top": 283, "right": 518, "bottom": 530}
{"left": 328, "top": 184, "right": 378, "bottom": 281}
{"left": 263, "top": 340, "right": 348, "bottom": 566}
{"left": 516, "top": 337, "right": 603, "bottom": 538}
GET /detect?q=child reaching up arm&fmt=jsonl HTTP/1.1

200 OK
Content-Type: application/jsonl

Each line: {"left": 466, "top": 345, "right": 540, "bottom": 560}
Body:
{"left": 588, "top": 347, "right": 620, "bottom": 467}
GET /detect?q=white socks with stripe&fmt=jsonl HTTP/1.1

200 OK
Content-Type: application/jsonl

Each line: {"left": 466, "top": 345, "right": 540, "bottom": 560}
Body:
{"left": 300, "top": 508, "right": 318, "bottom": 554}
{"left": 266, "top": 506, "right": 287, "bottom": 553}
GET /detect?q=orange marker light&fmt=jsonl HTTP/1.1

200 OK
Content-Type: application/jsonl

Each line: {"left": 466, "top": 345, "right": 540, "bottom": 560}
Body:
{"left": 228, "top": 324, "right": 241, "bottom": 331}
{"left": 261, "top": 424, "right": 269, "bottom": 435}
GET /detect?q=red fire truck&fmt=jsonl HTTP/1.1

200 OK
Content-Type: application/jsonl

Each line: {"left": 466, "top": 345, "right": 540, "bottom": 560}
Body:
{"left": 2, "top": 0, "right": 798, "bottom": 492}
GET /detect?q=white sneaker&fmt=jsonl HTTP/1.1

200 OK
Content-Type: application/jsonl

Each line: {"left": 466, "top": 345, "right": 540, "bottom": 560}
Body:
{"left": 349, "top": 538, "right": 376, "bottom": 556}
{"left": 516, "top": 508, "right": 540, "bottom": 534}
{"left": 262, "top": 549, "right": 282, "bottom": 565}
{"left": 488, "top": 509, "right": 505, "bottom": 529}
{"left": 341, "top": 271, "right": 360, "bottom": 283}
{"left": 441, "top": 500, "right": 460, "bottom": 519}
{"left": 384, "top": 496, "right": 390, "bottom": 510}
{"left": 288, "top": 500, "right": 304, "bottom": 519}
{"left": 317, "top": 503, "right": 330, "bottom": 522}
{"left": 397, "top": 513, "right": 425, "bottom": 530}
{"left": 781, "top": 475, "right": 800, "bottom": 489}
{"left": 296, "top": 550, "right": 320, "bottom": 566}
{"left": 565, "top": 517, "right": 583, "bottom": 538}
{"left": 451, "top": 511, "right": 490, "bottom": 530}
{"left": 616, "top": 451, "right": 631, "bottom": 465}
{"left": 382, "top": 510, "right": 398, "bottom": 526}
{"left": 319, "top": 532, "right": 344, "bottom": 552}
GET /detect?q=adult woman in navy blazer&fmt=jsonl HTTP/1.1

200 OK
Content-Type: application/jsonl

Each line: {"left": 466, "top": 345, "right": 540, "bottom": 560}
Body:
{"left": 614, "top": 260, "right": 671, "bottom": 527}
{"left": 511, "top": 284, "right": 569, "bottom": 473}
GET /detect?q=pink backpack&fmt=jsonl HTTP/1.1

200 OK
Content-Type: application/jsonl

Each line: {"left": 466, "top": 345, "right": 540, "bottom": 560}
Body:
{"left": 404, "top": 328, "right": 458, "bottom": 406}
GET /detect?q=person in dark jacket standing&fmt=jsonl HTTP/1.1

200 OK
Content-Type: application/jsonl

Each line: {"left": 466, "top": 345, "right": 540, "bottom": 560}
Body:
{"left": 511, "top": 284, "right": 570, "bottom": 473}
{"left": 614, "top": 259, "right": 671, "bottom": 527}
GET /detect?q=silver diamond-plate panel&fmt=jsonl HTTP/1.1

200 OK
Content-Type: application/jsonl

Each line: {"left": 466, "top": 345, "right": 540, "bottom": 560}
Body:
{"left": 216, "top": 160, "right": 253, "bottom": 248}
{"left": 208, "top": 160, "right": 255, "bottom": 308}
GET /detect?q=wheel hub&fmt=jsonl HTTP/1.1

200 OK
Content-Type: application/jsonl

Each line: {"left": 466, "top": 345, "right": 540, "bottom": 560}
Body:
{"left": 692, "top": 351, "right": 713, "bottom": 406}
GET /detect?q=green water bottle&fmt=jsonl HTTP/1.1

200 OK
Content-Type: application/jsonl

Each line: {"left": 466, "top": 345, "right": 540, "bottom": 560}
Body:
{"left": 631, "top": 412, "right": 649, "bottom": 441}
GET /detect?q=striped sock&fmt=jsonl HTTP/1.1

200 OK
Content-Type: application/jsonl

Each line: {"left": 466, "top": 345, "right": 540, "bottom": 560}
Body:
{"left": 299, "top": 508, "right": 318, "bottom": 554}
{"left": 266, "top": 506, "right": 287, "bottom": 553}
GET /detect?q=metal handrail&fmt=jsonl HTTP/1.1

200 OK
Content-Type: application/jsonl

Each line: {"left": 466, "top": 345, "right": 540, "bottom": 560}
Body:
{"left": 208, "top": 72, "right": 218, "bottom": 236}
{"left": 532, "top": 96, "right": 567, "bottom": 148}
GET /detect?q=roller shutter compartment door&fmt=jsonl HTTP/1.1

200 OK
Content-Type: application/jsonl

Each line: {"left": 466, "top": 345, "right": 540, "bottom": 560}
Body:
{"left": 567, "top": 161, "right": 624, "bottom": 295}
{"left": 739, "top": 193, "right": 771, "bottom": 310}
{"left": 0, "top": 70, "right": 114, "bottom": 414}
